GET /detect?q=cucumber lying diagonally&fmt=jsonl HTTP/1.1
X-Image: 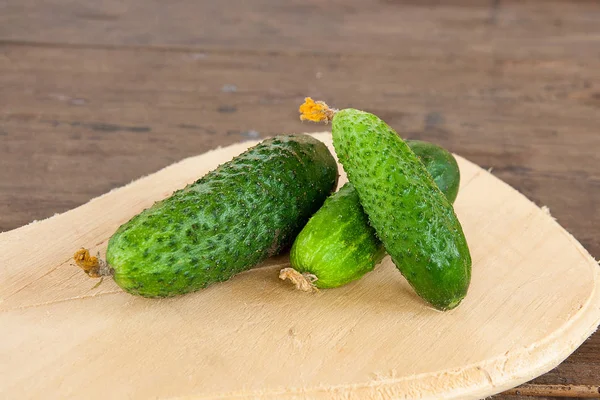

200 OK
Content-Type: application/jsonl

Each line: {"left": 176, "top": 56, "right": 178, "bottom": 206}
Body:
{"left": 281, "top": 139, "right": 460, "bottom": 291}
{"left": 288, "top": 98, "right": 471, "bottom": 310}
{"left": 74, "top": 134, "right": 338, "bottom": 298}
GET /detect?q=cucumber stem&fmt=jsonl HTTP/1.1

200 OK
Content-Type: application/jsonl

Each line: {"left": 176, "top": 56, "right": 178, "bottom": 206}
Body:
{"left": 73, "top": 248, "right": 113, "bottom": 278}
{"left": 299, "top": 97, "right": 337, "bottom": 123}
{"left": 279, "top": 267, "right": 319, "bottom": 292}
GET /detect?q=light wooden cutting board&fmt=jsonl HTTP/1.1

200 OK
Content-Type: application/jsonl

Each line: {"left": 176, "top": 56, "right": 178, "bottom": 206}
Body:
{"left": 1, "top": 132, "right": 599, "bottom": 400}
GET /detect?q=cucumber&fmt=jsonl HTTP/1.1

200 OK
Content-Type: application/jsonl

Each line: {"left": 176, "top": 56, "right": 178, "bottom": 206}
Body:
{"left": 87, "top": 135, "right": 338, "bottom": 297}
{"left": 284, "top": 140, "right": 460, "bottom": 290}
{"left": 332, "top": 109, "right": 471, "bottom": 310}
{"left": 408, "top": 140, "right": 460, "bottom": 204}
{"left": 284, "top": 183, "right": 386, "bottom": 289}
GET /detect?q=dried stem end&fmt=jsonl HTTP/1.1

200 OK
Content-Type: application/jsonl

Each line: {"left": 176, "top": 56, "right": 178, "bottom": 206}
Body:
{"left": 279, "top": 267, "right": 319, "bottom": 293}
{"left": 73, "top": 248, "right": 112, "bottom": 278}
{"left": 299, "top": 97, "right": 337, "bottom": 123}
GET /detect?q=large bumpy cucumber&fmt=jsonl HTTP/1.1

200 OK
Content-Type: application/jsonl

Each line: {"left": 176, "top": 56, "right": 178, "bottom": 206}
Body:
{"left": 283, "top": 140, "right": 460, "bottom": 291}
{"left": 334, "top": 110, "right": 471, "bottom": 310}
{"left": 75, "top": 135, "right": 338, "bottom": 297}
{"left": 297, "top": 98, "right": 471, "bottom": 310}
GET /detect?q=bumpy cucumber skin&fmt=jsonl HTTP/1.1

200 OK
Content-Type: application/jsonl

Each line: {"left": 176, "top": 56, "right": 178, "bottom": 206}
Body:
{"left": 332, "top": 109, "right": 471, "bottom": 310}
{"left": 290, "top": 140, "right": 461, "bottom": 289}
{"left": 290, "top": 183, "right": 386, "bottom": 288}
{"left": 106, "top": 135, "right": 338, "bottom": 297}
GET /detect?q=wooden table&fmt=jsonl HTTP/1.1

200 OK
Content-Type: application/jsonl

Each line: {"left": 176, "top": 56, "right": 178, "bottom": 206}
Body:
{"left": 1, "top": 1, "right": 598, "bottom": 398}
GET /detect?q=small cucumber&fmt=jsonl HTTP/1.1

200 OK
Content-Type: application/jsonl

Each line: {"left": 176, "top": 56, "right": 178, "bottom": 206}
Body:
{"left": 408, "top": 140, "right": 460, "bottom": 204}
{"left": 79, "top": 135, "right": 338, "bottom": 297}
{"left": 296, "top": 99, "right": 471, "bottom": 310}
{"left": 284, "top": 183, "right": 386, "bottom": 290}
{"left": 284, "top": 140, "right": 460, "bottom": 291}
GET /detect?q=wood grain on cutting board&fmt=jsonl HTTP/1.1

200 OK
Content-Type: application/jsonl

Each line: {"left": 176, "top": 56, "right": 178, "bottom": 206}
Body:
{"left": 1, "top": 132, "right": 599, "bottom": 400}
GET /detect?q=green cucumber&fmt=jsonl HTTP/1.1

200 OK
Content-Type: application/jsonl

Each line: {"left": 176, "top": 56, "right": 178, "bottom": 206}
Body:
{"left": 284, "top": 140, "right": 460, "bottom": 290}
{"left": 99, "top": 134, "right": 338, "bottom": 297}
{"left": 332, "top": 109, "right": 471, "bottom": 310}
{"left": 408, "top": 140, "right": 460, "bottom": 204}
{"left": 284, "top": 183, "right": 386, "bottom": 290}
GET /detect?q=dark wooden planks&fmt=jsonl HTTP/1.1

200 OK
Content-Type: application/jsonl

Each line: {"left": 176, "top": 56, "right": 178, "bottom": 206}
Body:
{"left": 1, "top": 0, "right": 600, "bottom": 60}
